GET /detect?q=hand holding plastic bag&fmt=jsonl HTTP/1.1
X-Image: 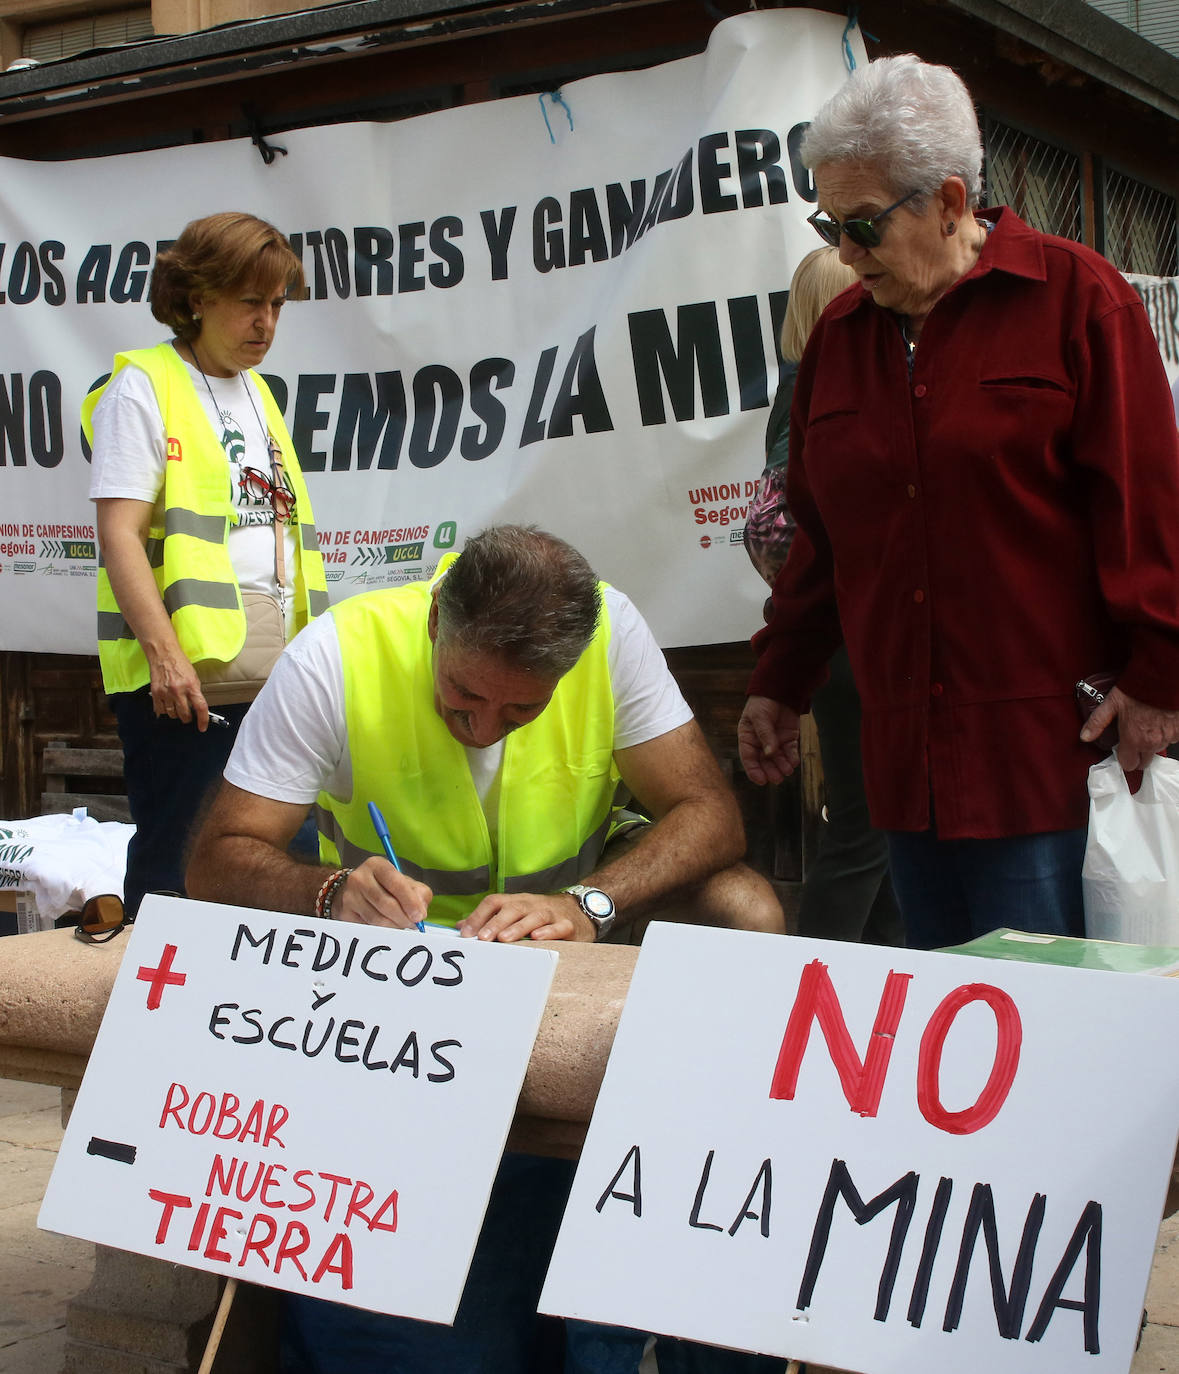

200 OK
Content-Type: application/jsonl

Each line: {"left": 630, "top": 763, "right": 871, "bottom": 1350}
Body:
{"left": 1082, "top": 750, "right": 1179, "bottom": 945}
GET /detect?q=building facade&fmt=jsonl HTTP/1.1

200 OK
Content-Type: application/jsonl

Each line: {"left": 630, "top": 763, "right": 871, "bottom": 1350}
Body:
{"left": 0, "top": 0, "right": 1177, "bottom": 842}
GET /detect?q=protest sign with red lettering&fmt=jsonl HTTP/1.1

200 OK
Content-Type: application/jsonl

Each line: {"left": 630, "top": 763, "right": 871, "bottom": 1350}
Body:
{"left": 540, "top": 922, "right": 1179, "bottom": 1373}
{"left": 39, "top": 894, "right": 556, "bottom": 1322}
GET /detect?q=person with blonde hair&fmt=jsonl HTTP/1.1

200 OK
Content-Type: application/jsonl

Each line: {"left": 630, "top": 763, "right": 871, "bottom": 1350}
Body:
{"left": 745, "top": 246, "right": 855, "bottom": 586}
{"left": 738, "top": 54, "right": 1179, "bottom": 951}
{"left": 780, "top": 246, "right": 858, "bottom": 375}
{"left": 745, "top": 246, "right": 902, "bottom": 948}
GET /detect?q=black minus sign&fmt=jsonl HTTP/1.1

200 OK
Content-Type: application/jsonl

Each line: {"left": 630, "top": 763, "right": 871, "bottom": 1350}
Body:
{"left": 87, "top": 1137, "right": 137, "bottom": 1164}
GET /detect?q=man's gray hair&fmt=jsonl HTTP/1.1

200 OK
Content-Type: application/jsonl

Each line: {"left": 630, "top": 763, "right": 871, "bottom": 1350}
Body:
{"left": 435, "top": 525, "right": 601, "bottom": 678}
{"left": 801, "top": 54, "right": 983, "bottom": 209}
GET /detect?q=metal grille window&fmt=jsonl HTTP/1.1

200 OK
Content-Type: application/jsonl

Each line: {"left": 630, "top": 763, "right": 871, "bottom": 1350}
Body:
{"left": 1103, "top": 169, "right": 1179, "bottom": 275}
{"left": 22, "top": 8, "right": 152, "bottom": 62}
{"left": 1085, "top": 0, "right": 1179, "bottom": 60}
{"left": 983, "top": 118, "right": 1083, "bottom": 242}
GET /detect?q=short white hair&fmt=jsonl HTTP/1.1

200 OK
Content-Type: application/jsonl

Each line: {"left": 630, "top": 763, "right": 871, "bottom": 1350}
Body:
{"left": 801, "top": 54, "right": 983, "bottom": 208}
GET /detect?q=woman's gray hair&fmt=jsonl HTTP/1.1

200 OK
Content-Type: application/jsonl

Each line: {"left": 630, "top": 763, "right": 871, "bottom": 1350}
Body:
{"left": 435, "top": 525, "right": 601, "bottom": 678}
{"left": 801, "top": 54, "right": 983, "bottom": 208}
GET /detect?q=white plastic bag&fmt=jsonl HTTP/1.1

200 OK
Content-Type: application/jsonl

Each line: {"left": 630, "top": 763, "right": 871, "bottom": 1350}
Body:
{"left": 1082, "top": 750, "right": 1179, "bottom": 945}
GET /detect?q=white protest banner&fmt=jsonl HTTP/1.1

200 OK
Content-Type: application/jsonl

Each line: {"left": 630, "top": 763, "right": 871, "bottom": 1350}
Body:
{"left": 540, "top": 922, "right": 1179, "bottom": 1373}
{"left": 1126, "top": 273, "right": 1179, "bottom": 420}
{"left": 0, "top": 9, "right": 863, "bottom": 654}
{"left": 40, "top": 895, "right": 557, "bottom": 1321}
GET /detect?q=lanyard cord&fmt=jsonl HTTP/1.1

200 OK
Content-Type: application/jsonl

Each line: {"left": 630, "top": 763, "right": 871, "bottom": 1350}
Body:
{"left": 185, "top": 340, "right": 289, "bottom": 598}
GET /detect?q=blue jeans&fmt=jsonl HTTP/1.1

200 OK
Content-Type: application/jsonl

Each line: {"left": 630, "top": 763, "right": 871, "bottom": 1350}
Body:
{"left": 110, "top": 688, "right": 250, "bottom": 919}
{"left": 886, "top": 826, "right": 1087, "bottom": 951}
{"left": 280, "top": 1153, "right": 649, "bottom": 1374}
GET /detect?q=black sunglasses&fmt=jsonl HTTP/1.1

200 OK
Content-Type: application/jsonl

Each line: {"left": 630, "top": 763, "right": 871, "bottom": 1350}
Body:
{"left": 807, "top": 189, "right": 920, "bottom": 249}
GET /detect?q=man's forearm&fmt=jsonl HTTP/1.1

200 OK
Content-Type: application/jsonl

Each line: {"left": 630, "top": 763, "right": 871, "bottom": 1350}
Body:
{"left": 587, "top": 793, "right": 745, "bottom": 922}
{"left": 187, "top": 832, "right": 331, "bottom": 917}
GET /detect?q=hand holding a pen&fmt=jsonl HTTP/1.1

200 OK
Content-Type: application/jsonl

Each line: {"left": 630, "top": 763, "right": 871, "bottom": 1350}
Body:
{"left": 362, "top": 803, "right": 428, "bottom": 932}
{"left": 149, "top": 652, "right": 214, "bottom": 730}
{"left": 329, "top": 857, "right": 433, "bottom": 931}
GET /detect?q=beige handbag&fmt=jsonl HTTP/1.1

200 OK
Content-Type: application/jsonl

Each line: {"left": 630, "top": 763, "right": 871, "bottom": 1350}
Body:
{"left": 195, "top": 591, "right": 286, "bottom": 704}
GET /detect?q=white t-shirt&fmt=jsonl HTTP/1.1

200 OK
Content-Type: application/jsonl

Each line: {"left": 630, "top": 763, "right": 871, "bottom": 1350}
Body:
{"left": 88, "top": 343, "right": 298, "bottom": 633}
{"left": 225, "top": 585, "right": 693, "bottom": 812}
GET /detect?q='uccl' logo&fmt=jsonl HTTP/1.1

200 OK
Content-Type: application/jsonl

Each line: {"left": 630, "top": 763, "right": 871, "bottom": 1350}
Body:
{"left": 167, "top": 437, "right": 183, "bottom": 462}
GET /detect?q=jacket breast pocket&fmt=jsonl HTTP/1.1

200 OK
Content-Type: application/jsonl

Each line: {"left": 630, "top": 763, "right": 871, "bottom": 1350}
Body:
{"left": 978, "top": 370, "right": 1073, "bottom": 412}
{"left": 976, "top": 370, "right": 1074, "bottom": 453}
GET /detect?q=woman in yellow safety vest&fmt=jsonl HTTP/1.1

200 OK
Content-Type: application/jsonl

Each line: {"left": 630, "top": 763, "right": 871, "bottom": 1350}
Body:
{"left": 84, "top": 211, "right": 327, "bottom": 920}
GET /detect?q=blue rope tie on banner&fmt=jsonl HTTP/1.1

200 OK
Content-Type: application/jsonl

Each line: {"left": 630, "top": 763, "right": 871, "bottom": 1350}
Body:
{"left": 842, "top": 4, "right": 878, "bottom": 72}
{"left": 539, "top": 90, "right": 575, "bottom": 143}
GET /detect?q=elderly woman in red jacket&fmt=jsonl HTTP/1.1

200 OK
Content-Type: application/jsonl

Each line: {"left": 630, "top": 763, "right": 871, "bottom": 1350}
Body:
{"left": 738, "top": 53, "right": 1179, "bottom": 950}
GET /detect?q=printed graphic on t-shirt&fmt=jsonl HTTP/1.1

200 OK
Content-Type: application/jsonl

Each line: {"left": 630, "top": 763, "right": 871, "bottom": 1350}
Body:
{"left": 213, "top": 406, "right": 295, "bottom": 527}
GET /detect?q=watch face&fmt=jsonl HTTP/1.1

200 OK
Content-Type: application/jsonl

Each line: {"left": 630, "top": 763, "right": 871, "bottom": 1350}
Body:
{"left": 583, "top": 889, "right": 614, "bottom": 918}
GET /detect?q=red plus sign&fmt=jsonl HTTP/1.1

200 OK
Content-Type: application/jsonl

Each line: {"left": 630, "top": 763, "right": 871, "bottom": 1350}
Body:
{"left": 137, "top": 944, "right": 188, "bottom": 1010}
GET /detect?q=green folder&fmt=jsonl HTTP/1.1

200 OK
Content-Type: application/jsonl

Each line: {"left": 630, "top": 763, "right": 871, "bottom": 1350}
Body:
{"left": 942, "top": 927, "right": 1179, "bottom": 976}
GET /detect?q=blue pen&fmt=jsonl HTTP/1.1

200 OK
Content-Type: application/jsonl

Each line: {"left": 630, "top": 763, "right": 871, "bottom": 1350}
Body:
{"left": 368, "top": 801, "right": 426, "bottom": 932}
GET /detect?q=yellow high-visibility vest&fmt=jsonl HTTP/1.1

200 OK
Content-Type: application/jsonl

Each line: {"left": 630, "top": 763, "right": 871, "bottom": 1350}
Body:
{"left": 316, "top": 559, "right": 622, "bottom": 927}
{"left": 83, "top": 341, "right": 328, "bottom": 694}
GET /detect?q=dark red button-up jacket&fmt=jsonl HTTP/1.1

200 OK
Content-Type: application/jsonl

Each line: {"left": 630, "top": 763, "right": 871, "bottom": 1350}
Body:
{"left": 748, "top": 208, "right": 1179, "bottom": 838}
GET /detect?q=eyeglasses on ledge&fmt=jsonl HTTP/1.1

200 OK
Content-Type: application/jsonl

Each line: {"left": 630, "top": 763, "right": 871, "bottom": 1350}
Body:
{"left": 73, "top": 892, "right": 127, "bottom": 944}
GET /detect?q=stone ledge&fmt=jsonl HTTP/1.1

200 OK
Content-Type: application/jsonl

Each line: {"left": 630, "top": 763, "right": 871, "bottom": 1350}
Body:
{"left": 0, "top": 926, "right": 637, "bottom": 1131}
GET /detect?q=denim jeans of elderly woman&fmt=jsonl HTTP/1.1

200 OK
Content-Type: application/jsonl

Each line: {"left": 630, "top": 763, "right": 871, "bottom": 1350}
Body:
{"left": 885, "top": 825, "right": 1087, "bottom": 952}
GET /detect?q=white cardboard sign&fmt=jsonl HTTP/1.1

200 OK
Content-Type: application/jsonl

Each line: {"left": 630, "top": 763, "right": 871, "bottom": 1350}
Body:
{"left": 40, "top": 895, "right": 557, "bottom": 1322}
{"left": 541, "top": 923, "right": 1179, "bottom": 1373}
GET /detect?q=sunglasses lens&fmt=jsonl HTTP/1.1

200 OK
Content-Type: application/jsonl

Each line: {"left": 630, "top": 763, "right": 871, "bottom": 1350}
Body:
{"left": 79, "top": 894, "right": 125, "bottom": 934}
{"left": 845, "top": 221, "right": 881, "bottom": 249}
{"left": 811, "top": 216, "right": 841, "bottom": 248}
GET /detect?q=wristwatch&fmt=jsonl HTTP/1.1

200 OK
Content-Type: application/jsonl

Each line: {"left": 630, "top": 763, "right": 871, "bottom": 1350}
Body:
{"left": 564, "top": 884, "right": 616, "bottom": 941}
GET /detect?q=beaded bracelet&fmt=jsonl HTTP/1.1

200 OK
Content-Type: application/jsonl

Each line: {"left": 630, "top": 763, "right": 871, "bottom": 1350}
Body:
{"left": 314, "top": 867, "right": 353, "bottom": 921}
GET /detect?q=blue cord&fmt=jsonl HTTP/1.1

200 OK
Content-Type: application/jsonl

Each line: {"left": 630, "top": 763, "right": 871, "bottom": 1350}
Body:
{"left": 842, "top": 5, "right": 878, "bottom": 72}
{"left": 842, "top": 6, "right": 858, "bottom": 71}
{"left": 538, "top": 90, "right": 575, "bottom": 143}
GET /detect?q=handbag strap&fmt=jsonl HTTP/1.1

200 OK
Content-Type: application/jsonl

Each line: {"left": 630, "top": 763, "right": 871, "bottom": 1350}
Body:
{"left": 267, "top": 435, "right": 288, "bottom": 594}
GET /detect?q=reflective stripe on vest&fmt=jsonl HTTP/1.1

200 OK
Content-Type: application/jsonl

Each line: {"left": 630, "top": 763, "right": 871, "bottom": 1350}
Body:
{"left": 83, "top": 342, "right": 328, "bottom": 694}
{"left": 317, "top": 565, "right": 619, "bottom": 928}
{"left": 316, "top": 792, "right": 628, "bottom": 897}
{"left": 166, "top": 508, "right": 225, "bottom": 542}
